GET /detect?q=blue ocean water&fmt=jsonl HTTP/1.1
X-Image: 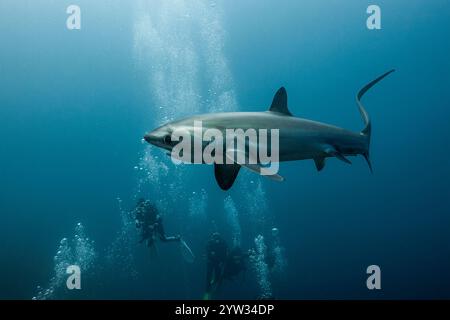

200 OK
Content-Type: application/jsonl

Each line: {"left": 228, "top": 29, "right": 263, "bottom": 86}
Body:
{"left": 0, "top": 0, "right": 449, "bottom": 299}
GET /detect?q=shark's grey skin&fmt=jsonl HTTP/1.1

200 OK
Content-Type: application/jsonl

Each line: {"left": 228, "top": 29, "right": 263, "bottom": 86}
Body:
{"left": 144, "top": 70, "right": 394, "bottom": 190}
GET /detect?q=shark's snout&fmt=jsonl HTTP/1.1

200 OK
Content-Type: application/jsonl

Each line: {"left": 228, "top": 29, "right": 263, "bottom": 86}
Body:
{"left": 143, "top": 131, "right": 164, "bottom": 146}
{"left": 143, "top": 127, "right": 173, "bottom": 150}
{"left": 143, "top": 132, "right": 154, "bottom": 144}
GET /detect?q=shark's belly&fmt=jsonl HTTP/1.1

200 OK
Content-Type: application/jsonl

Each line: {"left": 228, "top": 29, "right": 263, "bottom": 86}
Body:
{"left": 277, "top": 130, "right": 366, "bottom": 162}
{"left": 278, "top": 135, "right": 322, "bottom": 162}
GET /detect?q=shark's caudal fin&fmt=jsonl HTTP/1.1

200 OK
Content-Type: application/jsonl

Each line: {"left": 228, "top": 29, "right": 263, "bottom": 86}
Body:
{"left": 269, "top": 87, "right": 292, "bottom": 116}
{"left": 356, "top": 69, "right": 395, "bottom": 173}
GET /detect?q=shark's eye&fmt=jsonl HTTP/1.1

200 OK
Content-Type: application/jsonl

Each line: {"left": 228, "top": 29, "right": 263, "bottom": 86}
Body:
{"left": 164, "top": 135, "right": 172, "bottom": 145}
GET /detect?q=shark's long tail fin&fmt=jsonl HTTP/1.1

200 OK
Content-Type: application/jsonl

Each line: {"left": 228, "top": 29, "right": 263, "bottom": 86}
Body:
{"left": 356, "top": 69, "right": 395, "bottom": 172}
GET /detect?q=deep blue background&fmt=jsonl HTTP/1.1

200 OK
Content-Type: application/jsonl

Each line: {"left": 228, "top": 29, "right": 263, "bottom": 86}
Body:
{"left": 0, "top": 0, "right": 449, "bottom": 299}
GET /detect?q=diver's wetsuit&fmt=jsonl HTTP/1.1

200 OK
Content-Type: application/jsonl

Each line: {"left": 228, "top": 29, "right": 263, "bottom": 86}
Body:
{"left": 153, "top": 215, "right": 180, "bottom": 242}
{"left": 205, "top": 234, "right": 228, "bottom": 294}
{"left": 135, "top": 199, "right": 180, "bottom": 247}
{"left": 223, "top": 247, "right": 247, "bottom": 280}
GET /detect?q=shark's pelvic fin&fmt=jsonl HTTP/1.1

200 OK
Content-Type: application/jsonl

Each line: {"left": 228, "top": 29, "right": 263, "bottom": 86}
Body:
{"left": 314, "top": 157, "right": 326, "bottom": 171}
{"left": 324, "top": 146, "right": 352, "bottom": 165}
{"left": 269, "top": 87, "right": 292, "bottom": 116}
{"left": 214, "top": 163, "right": 241, "bottom": 190}
{"left": 224, "top": 149, "right": 284, "bottom": 182}
{"left": 241, "top": 162, "right": 284, "bottom": 182}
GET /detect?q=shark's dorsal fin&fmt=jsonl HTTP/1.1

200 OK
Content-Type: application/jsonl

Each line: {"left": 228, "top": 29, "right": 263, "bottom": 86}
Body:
{"left": 269, "top": 87, "right": 292, "bottom": 116}
{"left": 214, "top": 163, "right": 241, "bottom": 191}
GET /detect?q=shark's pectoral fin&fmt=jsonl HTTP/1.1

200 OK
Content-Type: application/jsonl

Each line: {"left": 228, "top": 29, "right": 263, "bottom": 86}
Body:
{"left": 324, "top": 146, "right": 352, "bottom": 165}
{"left": 225, "top": 150, "right": 284, "bottom": 182}
{"left": 214, "top": 163, "right": 241, "bottom": 191}
{"left": 314, "top": 157, "right": 326, "bottom": 171}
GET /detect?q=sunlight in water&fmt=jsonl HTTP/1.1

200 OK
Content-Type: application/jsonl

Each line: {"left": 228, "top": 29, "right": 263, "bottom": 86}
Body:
{"left": 250, "top": 235, "right": 273, "bottom": 299}
{"left": 105, "top": 198, "right": 139, "bottom": 280}
{"left": 271, "top": 227, "right": 287, "bottom": 275}
{"left": 188, "top": 188, "right": 208, "bottom": 220}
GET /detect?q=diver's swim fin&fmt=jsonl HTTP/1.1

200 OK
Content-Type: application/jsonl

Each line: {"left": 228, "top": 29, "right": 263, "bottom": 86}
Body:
{"left": 180, "top": 239, "right": 195, "bottom": 263}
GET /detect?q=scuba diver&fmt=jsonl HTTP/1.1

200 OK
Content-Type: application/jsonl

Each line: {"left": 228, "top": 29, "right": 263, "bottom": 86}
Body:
{"left": 134, "top": 198, "right": 181, "bottom": 248}
{"left": 223, "top": 246, "right": 248, "bottom": 281}
{"left": 204, "top": 233, "right": 248, "bottom": 299}
{"left": 204, "top": 232, "right": 228, "bottom": 299}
